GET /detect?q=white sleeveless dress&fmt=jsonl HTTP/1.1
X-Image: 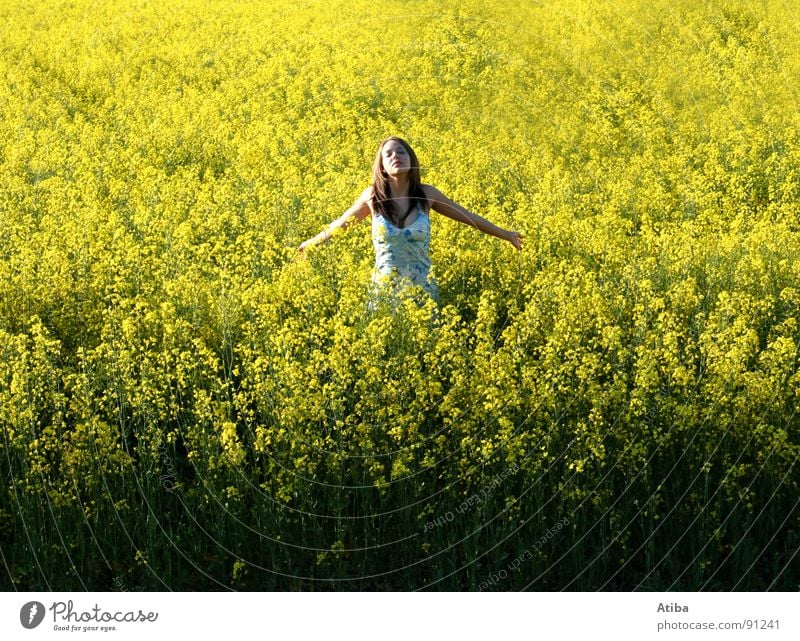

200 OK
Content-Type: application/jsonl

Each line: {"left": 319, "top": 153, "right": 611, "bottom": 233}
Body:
{"left": 367, "top": 202, "right": 440, "bottom": 311}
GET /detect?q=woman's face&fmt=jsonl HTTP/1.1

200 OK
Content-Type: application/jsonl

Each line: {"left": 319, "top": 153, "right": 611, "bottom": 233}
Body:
{"left": 381, "top": 140, "right": 411, "bottom": 176}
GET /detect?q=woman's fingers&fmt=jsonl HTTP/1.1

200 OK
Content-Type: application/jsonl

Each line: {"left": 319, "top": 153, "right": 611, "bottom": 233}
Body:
{"left": 508, "top": 230, "right": 523, "bottom": 251}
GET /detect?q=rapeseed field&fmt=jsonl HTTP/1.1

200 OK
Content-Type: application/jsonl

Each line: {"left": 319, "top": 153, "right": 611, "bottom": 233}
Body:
{"left": 1, "top": 0, "right": 798, "bottom": 590}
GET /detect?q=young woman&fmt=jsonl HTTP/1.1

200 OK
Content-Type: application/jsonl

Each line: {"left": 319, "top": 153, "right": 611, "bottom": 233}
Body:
{"left": 297, "top": 136, "right": 523, "bottom": 310}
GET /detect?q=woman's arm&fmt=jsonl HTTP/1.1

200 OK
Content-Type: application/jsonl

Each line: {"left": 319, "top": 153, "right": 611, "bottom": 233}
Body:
{"left": 423, "top": 184, "right": 523, "bottom": 251}
{"left": 297, "top": 187, "right": 372, "bottom": 253}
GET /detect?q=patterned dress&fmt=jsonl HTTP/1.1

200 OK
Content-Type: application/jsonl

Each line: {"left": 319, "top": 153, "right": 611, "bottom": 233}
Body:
{"left": 367, "top": 201, "right": 440, "bottom": 311}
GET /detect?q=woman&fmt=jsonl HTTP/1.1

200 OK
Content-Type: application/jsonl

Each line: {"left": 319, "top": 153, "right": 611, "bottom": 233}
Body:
{"left": 297, "top": 136, "right": 523, "bottom": 310}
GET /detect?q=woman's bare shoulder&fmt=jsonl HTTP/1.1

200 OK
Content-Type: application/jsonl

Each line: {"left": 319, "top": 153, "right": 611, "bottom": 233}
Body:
{"left": 420, "top": 183, "right": 441, "bottom": 208}
{"left": 360, "top": 185, "right": 375, "bottom": 213}
{"left": 357, "top": 185, "right": 373, "bottom": 203}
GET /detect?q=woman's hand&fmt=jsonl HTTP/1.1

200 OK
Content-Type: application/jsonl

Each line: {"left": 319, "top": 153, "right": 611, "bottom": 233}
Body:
{"left": 504, "top": 229, "right": 524, "bottom": 251}
{"left": 297, "top": 229, "right": 330, "bottom": 255}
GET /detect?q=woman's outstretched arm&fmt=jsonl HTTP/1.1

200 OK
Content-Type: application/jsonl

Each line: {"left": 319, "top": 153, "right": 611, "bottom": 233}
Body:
{"left": 297, "top": 186, "right": 372, "bottom": 253}
{"left": 423, "top": 184, "right": 523, "bottom": 251}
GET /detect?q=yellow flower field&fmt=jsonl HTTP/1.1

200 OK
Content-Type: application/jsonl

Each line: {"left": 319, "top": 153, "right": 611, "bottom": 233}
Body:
{"left": 1, "top": 0, "right": 798, "bottom": 590}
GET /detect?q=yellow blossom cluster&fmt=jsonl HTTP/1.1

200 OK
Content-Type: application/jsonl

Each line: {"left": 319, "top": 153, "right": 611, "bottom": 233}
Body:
{"left": 1, "top": 0, "right": 798, "bottom": 590}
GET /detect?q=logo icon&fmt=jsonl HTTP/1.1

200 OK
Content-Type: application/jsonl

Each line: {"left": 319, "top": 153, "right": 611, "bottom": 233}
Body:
{"left": 20, "top": 601, "right": 46, "bottom": 629}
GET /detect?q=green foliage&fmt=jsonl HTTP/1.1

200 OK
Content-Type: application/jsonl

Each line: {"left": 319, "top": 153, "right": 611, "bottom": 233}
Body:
{"left": 1, "top": 0, "right": 798, "bottom": 590}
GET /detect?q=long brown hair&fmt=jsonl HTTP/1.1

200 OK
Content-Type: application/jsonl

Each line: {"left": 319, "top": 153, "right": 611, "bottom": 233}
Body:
{"left": 370, "top": 136, "right": 427, "bottom": 228}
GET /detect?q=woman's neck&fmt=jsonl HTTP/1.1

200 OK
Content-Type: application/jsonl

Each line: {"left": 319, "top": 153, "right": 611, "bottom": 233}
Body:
{"left": 387, "top": 175, "right": 410, "bottom": 198}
